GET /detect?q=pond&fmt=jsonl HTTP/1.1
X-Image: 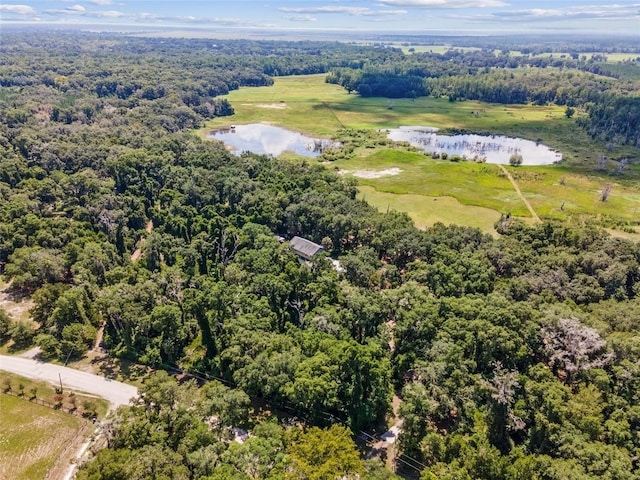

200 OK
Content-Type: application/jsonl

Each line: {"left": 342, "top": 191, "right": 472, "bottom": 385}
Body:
{"left": 207, "top": 124, "right": 338, "bottom": 158}
{"left": 387, "top": 126, "right": 563, "bottom": 165}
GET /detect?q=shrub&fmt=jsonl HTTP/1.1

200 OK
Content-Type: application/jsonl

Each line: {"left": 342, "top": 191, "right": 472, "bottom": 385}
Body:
{"left": 509, "top": 153, "right": 523, "bottom": 166}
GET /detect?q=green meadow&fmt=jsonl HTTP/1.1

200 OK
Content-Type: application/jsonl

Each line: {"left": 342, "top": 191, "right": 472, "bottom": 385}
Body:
{"left": 357, "top": 186, "right": 504, "bottom": 235}
{"left": 334, "top": 150, "right": 528, "bottom": 216}
{"left": 203, "top": 74, "right": 640, "bottom": 234}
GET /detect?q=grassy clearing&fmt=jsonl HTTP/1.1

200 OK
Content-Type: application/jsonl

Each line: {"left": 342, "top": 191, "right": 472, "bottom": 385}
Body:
{"left": 338, "top": 150, "right": 640, "bottom": 229}
{"left": 202, "top": 75, "right": 346, "bottom": 137}
{"left": 507, "top": 166, "right": 640, "bottom": 223}
{"left": 358, "top": 186, "right": 502, "bottom": 235}
{"left": 0, "top": 394, "right": 87, "bottom": 480}
{"left": 336, "top": 150, "right": 530, "bottom": 217}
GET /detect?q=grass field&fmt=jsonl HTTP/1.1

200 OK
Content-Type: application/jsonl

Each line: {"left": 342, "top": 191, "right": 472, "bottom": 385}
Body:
{"left": 202, "top": 74, "right": 640, "bottom": 234}
{"left": 0, "top": 394, "right": 87, "bottom": 480}
{"left": 336, "top": 150, "right": 529, "bottom": 217}
{"left": 358, "top": 186, "right": 503, "bottom": 235}
{"left": 336, "top": 150, "right": 640, "bottom": 232}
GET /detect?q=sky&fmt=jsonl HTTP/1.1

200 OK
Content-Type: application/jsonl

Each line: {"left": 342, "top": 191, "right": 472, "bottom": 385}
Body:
{"left": 1, "top": 1, "right": 639, "bottom": 35}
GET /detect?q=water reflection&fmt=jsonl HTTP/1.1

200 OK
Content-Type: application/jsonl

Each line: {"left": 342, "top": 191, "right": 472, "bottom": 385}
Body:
{"left": 387, "top": 126, "right": 563, "bottom": 165}
{"left": 208, "top": 123, "right": 338, "bottom": 158}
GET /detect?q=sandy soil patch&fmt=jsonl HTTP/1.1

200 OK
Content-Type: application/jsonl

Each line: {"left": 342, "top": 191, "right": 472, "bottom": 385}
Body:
{"left": 242, "top": 103, "right": 287, "bottom": 109}
{"left": 340, "top": 168, "right": 403, "bottom": 179}
{"left": 0, "top": 281, "right": 34, "bottom": 323}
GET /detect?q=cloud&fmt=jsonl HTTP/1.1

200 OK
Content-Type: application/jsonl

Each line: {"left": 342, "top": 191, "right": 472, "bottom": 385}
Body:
{"left": 95, "top": 10, "right": 124, "bottom": 17}
{"left": 491, "top": 4, "right": 640, "bottom": 22}
{"left": 66, "top": 5, "right": 86, "bottom": 13}
{"left": 376, "top": 0, "right": 508, "bottom": 8}
{"left": 284, "top": 15, "right": 319, "bottom": 22}
{"left": 0, "top": 4, "right": 36, "bottom": 15}
{"left": 88, "top": 0, "right": 113, "bottom": 4}
{"left": 279, "top": 6, "right": 406, "bottom": 16}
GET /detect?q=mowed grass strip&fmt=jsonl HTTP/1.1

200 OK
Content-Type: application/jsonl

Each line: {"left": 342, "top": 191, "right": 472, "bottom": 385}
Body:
{"left": 358, "top": 186, "right": 502, "bottom": 235}
{"left": 0, "top": 394, "right": 86, "bottom": 480}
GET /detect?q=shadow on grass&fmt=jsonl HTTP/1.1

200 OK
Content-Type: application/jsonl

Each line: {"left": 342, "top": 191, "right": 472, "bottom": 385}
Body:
{"left": 92, "top": 354, "right": 149, "bottom": 384}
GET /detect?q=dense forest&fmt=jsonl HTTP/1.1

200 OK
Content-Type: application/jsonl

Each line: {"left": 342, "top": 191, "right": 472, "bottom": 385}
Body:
{"left": 1, "top": 32, "right": 640, "bottom": 479}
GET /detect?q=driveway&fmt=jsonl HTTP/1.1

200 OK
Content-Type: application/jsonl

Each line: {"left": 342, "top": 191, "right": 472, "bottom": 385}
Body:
{"left": 0, "top": 355, "right": 137, "bottom": 408}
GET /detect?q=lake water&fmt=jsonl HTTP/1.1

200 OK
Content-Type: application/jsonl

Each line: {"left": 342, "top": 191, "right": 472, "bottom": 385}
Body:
{"left": 207, "top": 124, "right": 338, "bottom": 158}
{"left": 387, "top": 126, "right": 563, "bottom": 165}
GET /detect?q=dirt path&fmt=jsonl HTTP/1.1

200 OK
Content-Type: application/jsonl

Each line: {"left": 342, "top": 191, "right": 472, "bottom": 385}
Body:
{"left": 130, "top": 219, "right": 153, "bottom": 262}
{"left": 48, "top": 422, "right": 93, "bottom": 480}
{"left": 498, "top": 165, "right": 541, "bottom": 223}
{"left": 366, "top": 320, "right": 404, "bottom": 470}
{"left": 93, "top": 322, "right": 106, "bottom": 351}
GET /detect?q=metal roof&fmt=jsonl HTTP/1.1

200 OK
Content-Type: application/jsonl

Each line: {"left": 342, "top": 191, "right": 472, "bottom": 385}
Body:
{"left": 290, "top": 236, "right": 324, "bottom": 261}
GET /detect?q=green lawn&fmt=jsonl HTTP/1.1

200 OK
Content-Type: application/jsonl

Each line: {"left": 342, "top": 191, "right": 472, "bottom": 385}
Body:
{"left": 0, "top": 394, "right": 87, "bottom": 480}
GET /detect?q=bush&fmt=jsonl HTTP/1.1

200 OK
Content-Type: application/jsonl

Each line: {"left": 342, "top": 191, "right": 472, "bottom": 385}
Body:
{"left": 509, "top": 153, "right": 523, "bottom": 166}
{"left": 10, "top": 321, "right": 35, "bottom": 349}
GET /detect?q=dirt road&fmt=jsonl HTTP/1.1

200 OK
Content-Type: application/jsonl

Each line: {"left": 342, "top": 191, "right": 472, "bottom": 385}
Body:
{"left": 498, "top": 164, "right": 541, "bottom": 223}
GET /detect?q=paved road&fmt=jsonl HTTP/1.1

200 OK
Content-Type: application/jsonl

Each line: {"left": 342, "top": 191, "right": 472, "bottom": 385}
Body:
{"left": 0, "top": 355, "right": 138, "bottom": 408}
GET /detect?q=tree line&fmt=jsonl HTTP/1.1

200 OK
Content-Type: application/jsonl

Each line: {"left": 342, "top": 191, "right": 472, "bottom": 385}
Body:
{"left": 327, "top": 49, "right": 640, "bottom": 147}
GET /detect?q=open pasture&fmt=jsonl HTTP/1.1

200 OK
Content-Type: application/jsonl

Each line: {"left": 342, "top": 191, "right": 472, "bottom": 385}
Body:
{"left": 337, "top": 150, "right": 640, "bottom": 234}
{"left": 335, "top": 150, "right": 529, "bottom": 217}
{"left": 204, "top": 74, "right": 640, "bottom": 233}
{"left": 204, "top": 74, "right": 568, "bottom": 136}
{"left": 0, "top": 394, "right": 87, "bottom": 480}
{"left": 204, "top": 74, "right": 635, "bottom": 164}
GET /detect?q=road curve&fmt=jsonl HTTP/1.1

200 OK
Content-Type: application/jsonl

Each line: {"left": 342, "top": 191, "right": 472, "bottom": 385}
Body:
{"left": 0, "top": 355, "right": 138, "bottom": 408}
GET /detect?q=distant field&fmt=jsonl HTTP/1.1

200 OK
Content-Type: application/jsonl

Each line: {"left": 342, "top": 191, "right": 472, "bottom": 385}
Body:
{"left": 394, "top": 44, "right": 482, "bottom": 54}
{"left": 0, "top": 394, "right": 86, "bottom": 480}
{"left": 505, "top": 51, "right": 640, "bottom": 62}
